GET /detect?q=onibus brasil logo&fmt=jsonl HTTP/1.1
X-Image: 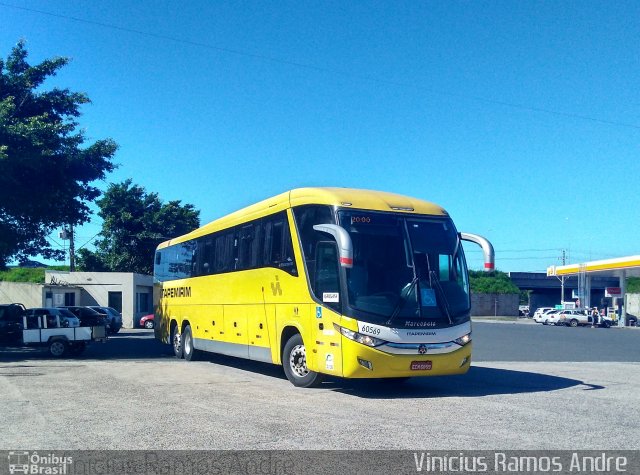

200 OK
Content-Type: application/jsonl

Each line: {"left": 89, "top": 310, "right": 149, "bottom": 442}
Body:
{"left": 8, "top": 451, "right": 73, "bottom": 474}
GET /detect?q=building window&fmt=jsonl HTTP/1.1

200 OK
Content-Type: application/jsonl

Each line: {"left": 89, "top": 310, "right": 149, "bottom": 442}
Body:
{"left": 137, "top": 293, "right": 151, "bottom": 313}
{"left": 64, "top": 292, "right": 75, "bottom": 306}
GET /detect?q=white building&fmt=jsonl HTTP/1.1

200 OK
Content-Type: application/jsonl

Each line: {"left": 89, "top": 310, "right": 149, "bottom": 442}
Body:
{"left": 0, "top": 271, "right": 153, "bottom": 329}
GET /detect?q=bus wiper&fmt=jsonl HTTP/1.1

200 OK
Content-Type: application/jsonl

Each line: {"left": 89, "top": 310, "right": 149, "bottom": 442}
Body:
{"left": 429, "top": 270, "right": 453, "bottom": 325}
{"left": 385, "top": 275, "right": 419, "bottom": 326}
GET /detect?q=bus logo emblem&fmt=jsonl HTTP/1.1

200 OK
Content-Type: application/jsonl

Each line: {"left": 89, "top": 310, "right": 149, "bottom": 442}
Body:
{"left": 271, "top": 276, "right": 282, "bottom": 296}
{"left": 418, "top": 344, "right": 427, "bottom": 354}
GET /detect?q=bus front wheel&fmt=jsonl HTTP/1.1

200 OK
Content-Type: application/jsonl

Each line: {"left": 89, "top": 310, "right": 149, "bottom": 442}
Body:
{"left": 282, "top": 333, "right": 323, "bottom": 388}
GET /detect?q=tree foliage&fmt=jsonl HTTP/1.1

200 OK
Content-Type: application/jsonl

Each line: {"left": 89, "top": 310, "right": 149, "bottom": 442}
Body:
{"left": 0, "top": 265, "right": 68, "bottom": 284}
{"left": 77, "top": 180, "right": 200, "bottom": 275}
{"left": 627, "top": 277, "right": 640, "bottom": 293}
{"left": 469, "top": 270, "right": 520, "bottom": 294}
{"left": 0, "top": 41, "right": 117, "bottom": 268}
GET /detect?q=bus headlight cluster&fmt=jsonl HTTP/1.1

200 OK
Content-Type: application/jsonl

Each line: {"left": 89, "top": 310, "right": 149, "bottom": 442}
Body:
{"left": 334, "top": 324, "right": 386, "bottom": 347}
{"left": 453, "top": 333, "right": 472, "bottom": 346}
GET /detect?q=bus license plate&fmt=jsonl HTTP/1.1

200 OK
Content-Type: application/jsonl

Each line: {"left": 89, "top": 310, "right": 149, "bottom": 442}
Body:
{"left": 410, "top": 361, "right": 432, "bottom": 371}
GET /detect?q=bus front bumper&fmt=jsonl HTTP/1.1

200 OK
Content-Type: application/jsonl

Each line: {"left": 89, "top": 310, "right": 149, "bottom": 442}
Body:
{"left": 340, "top": 339, "right": 472, "bottom": 379}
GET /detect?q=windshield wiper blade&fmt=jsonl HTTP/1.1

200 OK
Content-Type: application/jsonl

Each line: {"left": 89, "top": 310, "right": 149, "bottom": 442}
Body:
{"left": 385, "top": 276, "right": 419, "bottom": 326}
{"left": 430, "top": 270, "right": 454, "bottom": 325}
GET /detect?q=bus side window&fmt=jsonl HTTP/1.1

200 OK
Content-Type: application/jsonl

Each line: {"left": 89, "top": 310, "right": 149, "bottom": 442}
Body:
{"left": 263, "top": 219, "right": 283, "bottom": 266}
{"left": 263, "top": 214, "right": 297, "bottom": 276}
{"left": 214, "top": 232, "right": 234, "bottom": 273}
{"left": 199, "top": 237, "right": 214, "bottom": 276}
{"left": 238, "top": 223, "right": 263, "bottom": 270}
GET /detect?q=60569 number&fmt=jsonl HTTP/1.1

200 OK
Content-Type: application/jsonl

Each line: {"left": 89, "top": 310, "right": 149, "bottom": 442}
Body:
{"left": 360, "top": 325, "right": 381, "bottom": 335}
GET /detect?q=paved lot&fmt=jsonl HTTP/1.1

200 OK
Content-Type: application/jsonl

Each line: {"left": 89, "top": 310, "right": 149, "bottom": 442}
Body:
{"left": 0, "top": 323, "right": 639, "bottom": 450}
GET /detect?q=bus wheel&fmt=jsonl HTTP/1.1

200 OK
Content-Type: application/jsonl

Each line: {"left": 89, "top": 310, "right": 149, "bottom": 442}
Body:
{"left": 282, "top": 334, "right": 323, "bottom": 388}
{"left": 49, "top": 340, "right": 67, "bottom": 357}
{"left": 183, "top": 325, "right": 200, "bottom": 361}
{"left": 172, "top": 325, "right": 183, "bottom": 359}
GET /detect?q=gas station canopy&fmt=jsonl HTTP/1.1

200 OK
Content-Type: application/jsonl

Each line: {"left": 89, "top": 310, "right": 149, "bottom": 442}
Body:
{"left": 547, "top": 255, "right": 640, "bottom": 278}
{"left": 547, "top": 255, "right": 640, "bottom": 326}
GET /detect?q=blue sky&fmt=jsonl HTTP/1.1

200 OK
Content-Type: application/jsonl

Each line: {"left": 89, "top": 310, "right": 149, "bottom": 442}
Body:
{"left": 2, "top": 1, "right": 639, "bottom": 272}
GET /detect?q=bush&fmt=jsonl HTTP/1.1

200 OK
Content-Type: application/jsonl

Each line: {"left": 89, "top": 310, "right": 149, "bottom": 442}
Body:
{"left": 627, "top": 277, "right": 640, "bottom": 293}
{"left": 469, "top": 270, "right": 520, "bottom": 294}
{"left": 0, "top": 266, "right": 68, "bottom": 283}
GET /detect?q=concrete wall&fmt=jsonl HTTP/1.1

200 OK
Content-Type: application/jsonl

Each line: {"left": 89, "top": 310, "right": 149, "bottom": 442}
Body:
{"left": 0, "top": 282, "right": 44, "bottom": 307}
{"left": 471, "top": 293, "right": 519, "bottom": 316}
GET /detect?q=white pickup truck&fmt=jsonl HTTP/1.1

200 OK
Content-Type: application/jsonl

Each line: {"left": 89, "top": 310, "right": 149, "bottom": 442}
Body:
{"left": 21, "top": 314, "right": 107, "bottom": 357}
{"left": 556, "top": 310, "right": 614, "bottom": 328}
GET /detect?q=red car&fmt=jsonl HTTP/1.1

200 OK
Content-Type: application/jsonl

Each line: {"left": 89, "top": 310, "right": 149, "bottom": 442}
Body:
{"left": 139, "top": 313, "right": 154, "bottom": 329}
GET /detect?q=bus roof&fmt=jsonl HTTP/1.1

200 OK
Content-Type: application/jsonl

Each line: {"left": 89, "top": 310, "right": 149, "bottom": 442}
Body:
{"left": 158, "top": 187, "right": 448, "bottom": 248}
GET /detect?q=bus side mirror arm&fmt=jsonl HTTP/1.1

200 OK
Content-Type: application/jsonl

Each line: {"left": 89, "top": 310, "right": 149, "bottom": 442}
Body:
{"left": 460, "top": 232, "right": 495, "bottom": 272}
{"left": 313, "top": 224, "right": 353, "bottom": 268}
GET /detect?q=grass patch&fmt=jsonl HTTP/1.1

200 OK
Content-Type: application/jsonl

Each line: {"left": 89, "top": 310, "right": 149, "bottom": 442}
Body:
{"left": 0, "top": 266, "right": 69, "bottom": 283}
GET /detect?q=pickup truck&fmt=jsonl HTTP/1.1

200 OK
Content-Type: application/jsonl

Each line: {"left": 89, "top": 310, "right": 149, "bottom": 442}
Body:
{"left": 556, "top": 310, "right": 614, "bottom": 328}
{"left": 1, "top": 303, "right": 107, "bottom": 356}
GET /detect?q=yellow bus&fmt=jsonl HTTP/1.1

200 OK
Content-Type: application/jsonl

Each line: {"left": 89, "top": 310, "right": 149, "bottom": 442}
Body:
{"left": 154, "top": 187, "right": 494, "bottom": 387}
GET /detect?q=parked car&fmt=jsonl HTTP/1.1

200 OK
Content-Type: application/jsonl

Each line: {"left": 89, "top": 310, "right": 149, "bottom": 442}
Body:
{"left": 25, "top": 308, "right": 80, "bottom": 328}
{"left": 551, "top": 309, "right": 587, "bottom": 326}
{"left": 555, "top": 309, "right": 614, "bottom": 328}
{"left": 533, "top": 307, "right": 555, "bottom": 323}
{"left": 87, "top": 306, "right": 123, "bottom": 334}
{"left": 625, "top": 314, "right": 638, "bottom": 327}
{"left": 139, "top": 313, "right": 154, "bottom": 329}
{"left": 57, "top": 306, "right": 108, "bottom": 327}
{"left": 541, "top": 309, "right": 567, "bottom": 325}
{"left": 518, "top": 305, "right": 530, "bottom": 317}
{"left": 0, "top": 303, "right": 27, "bottom": 344}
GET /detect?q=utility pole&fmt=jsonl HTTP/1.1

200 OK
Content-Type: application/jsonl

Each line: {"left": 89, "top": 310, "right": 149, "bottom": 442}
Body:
{"left": 69, "top": 224, "right": 75, "bottom": 272}
{"left": 560, "top": 249, "right": 566, "bottom": 306}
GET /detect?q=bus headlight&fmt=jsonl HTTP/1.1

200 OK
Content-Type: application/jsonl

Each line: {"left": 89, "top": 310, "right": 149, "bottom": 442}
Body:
{"left": 453, "top": 333, "right": 472, "bottom": 346}
{"left": 334, "top": 324, "right": 386, "bottom": 347}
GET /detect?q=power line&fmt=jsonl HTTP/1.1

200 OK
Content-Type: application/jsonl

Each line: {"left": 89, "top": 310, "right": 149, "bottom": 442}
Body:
{"left": 2, "top": 1, "right": 639, "bottom": 131}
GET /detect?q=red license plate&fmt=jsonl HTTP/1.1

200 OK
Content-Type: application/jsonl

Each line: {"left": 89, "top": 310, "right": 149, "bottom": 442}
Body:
{"left": 410, "top": 361, "right": 432, "bottom": 371}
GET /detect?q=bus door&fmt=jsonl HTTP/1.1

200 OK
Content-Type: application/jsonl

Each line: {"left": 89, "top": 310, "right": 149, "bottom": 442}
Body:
{"left": 310, "top": 240, "right": 344, "bottom": 376}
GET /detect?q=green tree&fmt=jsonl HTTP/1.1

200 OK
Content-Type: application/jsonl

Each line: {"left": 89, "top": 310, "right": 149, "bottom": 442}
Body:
{"left": 0, "top": 40, "right": 116, "bottom": 268}
{"left": 627, "top": 277, "right": 640, "bottom": 293}
{"left": 78, "top": 180, "right": 200, "bottom": 275}
{"left": 469, "top": 270, "right": 520, "bottom": 294}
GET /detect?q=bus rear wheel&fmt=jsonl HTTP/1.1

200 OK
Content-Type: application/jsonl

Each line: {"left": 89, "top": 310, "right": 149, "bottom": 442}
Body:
{"left": 182, "top": 325, "right": 200, "bottom": 361}
{"left": 282, "top": 333, "right": 323, "bottom": 388}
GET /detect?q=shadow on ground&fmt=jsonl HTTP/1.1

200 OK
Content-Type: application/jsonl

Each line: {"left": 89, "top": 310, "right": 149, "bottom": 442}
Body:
{"left": 323, "top": 365, "right": 598, "bottom": 398}
{"left": 0, "top": 329, "right": 172, "bottom": 362}
{"left": 0, "top": 330, "right": 597, "bottom": 399}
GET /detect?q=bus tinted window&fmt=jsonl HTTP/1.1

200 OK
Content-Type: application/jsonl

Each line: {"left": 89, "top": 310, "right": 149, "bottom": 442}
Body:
{"left": 292, "top": 205, "right": 335, "bottom": 300}
{"left": 263, "top": 213, "right": 297, "bottom": 275}
{"left": 154, "top": 211, "right": 297, "bottom": 282}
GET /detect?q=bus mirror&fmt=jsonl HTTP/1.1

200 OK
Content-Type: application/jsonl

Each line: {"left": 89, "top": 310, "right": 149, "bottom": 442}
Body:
{"left": 460, "top": 232, "right": 495, "bottom": 272}
{"left": 312, "top": 224, "right": 353, "bottom": 268}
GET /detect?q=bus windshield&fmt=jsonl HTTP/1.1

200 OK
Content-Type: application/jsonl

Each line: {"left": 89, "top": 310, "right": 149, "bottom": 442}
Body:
{"left": 338, "top": 210, "right": 470, "bottom": 325}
